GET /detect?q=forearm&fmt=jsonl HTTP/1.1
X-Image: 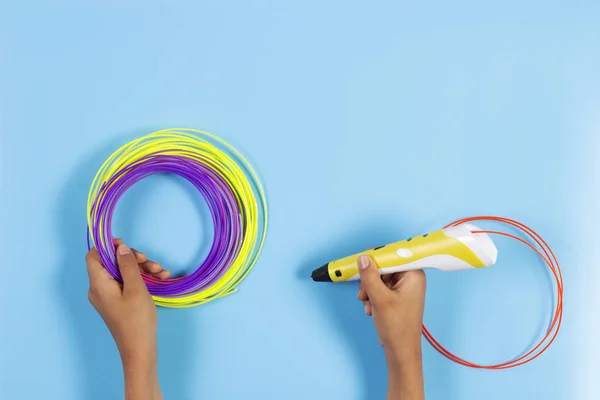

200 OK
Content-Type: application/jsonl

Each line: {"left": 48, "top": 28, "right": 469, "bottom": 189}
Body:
{"left": 122, "top": 351, "right": 163, "bottom": 400}
{"left": 385, "top": 337, "right": 424, "bottom": 400}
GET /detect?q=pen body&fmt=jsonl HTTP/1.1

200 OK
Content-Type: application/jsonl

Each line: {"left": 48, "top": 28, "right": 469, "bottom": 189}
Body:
{"left": 324, "top": 224, "right": 497, "bottom": 282}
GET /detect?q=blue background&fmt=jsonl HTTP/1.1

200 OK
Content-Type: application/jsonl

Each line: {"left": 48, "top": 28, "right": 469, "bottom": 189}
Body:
{"left": 1, "top": 1, "right": 599, "bottom": 399}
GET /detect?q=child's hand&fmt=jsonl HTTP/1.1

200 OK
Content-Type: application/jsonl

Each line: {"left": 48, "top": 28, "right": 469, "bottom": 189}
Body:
{"left": 357, "top": 255, "right": 425, "bottom": 400}
{"left": 85, "top": 240, "right": 168, "bottom": 400}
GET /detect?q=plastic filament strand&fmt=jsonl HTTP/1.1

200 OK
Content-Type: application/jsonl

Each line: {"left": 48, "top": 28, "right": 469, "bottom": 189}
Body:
{"left": 87, "top": 128, "right": 268, "bottom": 308}
{"left": 423, "top": 216, "right": 563, "bottom": 369}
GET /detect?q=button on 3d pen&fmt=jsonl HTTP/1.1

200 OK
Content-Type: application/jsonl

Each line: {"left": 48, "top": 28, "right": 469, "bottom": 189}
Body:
{"left": 396, "top": 248, "right": 413, "bottom": 258}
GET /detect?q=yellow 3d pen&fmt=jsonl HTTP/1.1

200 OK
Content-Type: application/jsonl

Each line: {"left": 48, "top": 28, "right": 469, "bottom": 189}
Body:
{"left": 311, "top": 224, "right": 498, "bottom": 282}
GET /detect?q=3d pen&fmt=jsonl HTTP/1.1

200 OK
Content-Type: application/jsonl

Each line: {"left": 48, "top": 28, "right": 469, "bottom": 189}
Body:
{"left": 311, "top": 224, "right": 498, "bottom": 282}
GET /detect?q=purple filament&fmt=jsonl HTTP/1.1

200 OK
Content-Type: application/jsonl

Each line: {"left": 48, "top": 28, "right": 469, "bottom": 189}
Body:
{"left": 89, "top": 153, "right": 243, "bottom": 297}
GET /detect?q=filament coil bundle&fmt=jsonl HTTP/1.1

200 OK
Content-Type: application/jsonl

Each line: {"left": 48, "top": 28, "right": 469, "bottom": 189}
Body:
{"left": 424, "top": 216, "right": 563, "bottom": 368}
{"left": 87, "top": 128, "right": 268, "bottom": 308}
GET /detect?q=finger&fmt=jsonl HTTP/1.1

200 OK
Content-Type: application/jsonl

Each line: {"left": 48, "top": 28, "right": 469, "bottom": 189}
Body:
{"left": 139, "top": 260, "right": 162, "bottom": 274}
{"left": 85, "top": 248, "right": 121, "bottom": 301}
{"left": 392, "top": 270, "right": 427, "bottom": 291}
{"left": 382, "top": 274, "right": 394, "bottom": 289}
{"left": 357, "top": 255, "right": 389, "bottom": 305}
{"left": 85, "top": 248, "right": 104, "bottom": 282}
{"left": 114, "top": 238, "right": 148, "bottom": 263}
{"left": 153, "top": 270, "right": 172, "bottom": 280}
{"left": 385, "top": 274, "right": 399, "bottom": 288}
{"left": 357, "top": 287, "right": 368, "bottom": 301}
{"left": 133, "top": 250, "right": 148, "bottom": 264}
{"left": 85, "top": 248, "right": 114, "bottom": 282}
{"left": 116, "top": 243, "right": 146, "bottom": 294}
{"left": 364, "top": 301, "right": 373, "bottom": 316}
{"left": 358, "top": 279, "right": 369, "bottom": 301}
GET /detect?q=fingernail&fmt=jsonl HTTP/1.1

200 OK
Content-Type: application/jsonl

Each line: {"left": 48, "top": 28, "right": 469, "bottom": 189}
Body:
{"left": 117, "top": 243, "right": 131, "bottom": 256}
{"left": 358, "top": 255, "right": 370, "bottom": 270}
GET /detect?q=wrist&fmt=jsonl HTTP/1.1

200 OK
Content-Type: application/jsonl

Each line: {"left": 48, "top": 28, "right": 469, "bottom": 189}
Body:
{"left": 385, "top": 338, "right": 424, "bottom": 400}
{"left": 121, "top": 347, "right": 157, "bottom": 370}
{"left": 384, "top": 334, "right": 422, "bottom": 370}
{"left": 122, "top": 349, "right": 161, "bottom": 400}
{"left": 117, "top": 336, "right": 157, "bottom": 364}
{"left": 120, "top": 340, "right": 158, "bottom": 381}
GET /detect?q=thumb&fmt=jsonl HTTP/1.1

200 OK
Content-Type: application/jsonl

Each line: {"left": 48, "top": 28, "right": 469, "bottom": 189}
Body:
{"left": 116, "top": 243, "right": 145, "bottom": 294}
{"left": 357, "top": 255, "right": 388, "bottom": 304}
